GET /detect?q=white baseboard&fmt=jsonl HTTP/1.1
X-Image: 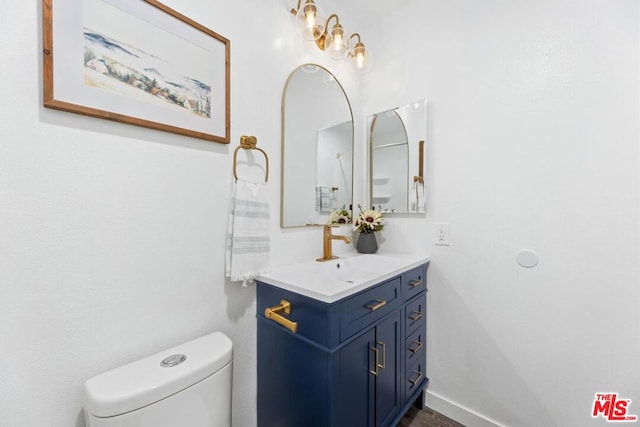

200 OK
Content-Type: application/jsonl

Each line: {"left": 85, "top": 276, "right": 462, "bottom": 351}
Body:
{"left": 424, "top": 390, "right": 506, "bottom": 427}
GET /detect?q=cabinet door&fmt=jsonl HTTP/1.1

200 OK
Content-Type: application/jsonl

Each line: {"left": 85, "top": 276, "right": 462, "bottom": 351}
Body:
{"left": 336, "top": 329, "right": 375, "bottom": 427}
{"left": 375, "top": 311, "right": 402, "bottom": 427}
{"left": 258, "top": 320, "right": 331, "bottom": 427}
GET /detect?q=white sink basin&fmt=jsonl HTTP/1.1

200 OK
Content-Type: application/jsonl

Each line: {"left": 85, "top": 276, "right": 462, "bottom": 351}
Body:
{"left": 258, "top": 252, "right": 430, "bottom": 303}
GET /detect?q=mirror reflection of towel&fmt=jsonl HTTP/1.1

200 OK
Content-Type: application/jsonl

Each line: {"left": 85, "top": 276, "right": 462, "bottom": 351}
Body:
{"left": 225, "top": 179, "right": 270, "bottom": 287}
{"left": 414, "top": 181, "right": 426, "bottom": 213}
{"left": 316, "top": 185, "right": 335, "bottom": 213}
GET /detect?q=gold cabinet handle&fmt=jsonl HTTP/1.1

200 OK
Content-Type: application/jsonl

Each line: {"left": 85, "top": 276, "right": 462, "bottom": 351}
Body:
{"left": 367, "top": 299, "right": 387, "bottom": 311}
{"left": 377, "top": 341, "right": 386, "bottom": 369}
{"left": 409, "top": 279, "right": 423, "bottom": 288}
{"left": 409, "top": 340, "right": 423, "bottom": 354}
{"left": 369, "top": 346, "right": 380, "bottom": 376}
{"left": 264, "top": 300, "right": 298, "bottom": 333}
{"left": 408, "top": 370, "right": 423, "bottom": 386}
{"left": 409, "top": 311, "right": 423, "bottom": 321}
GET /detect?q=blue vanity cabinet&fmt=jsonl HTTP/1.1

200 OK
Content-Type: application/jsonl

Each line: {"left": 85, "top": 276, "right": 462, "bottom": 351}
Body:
{"left": 257, "top": 261, "right": 429, "bottom": 427}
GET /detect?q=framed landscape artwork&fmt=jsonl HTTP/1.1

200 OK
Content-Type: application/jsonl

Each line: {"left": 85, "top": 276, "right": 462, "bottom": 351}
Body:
{"left": 43, "top": 0, "right": 231, "bottom": 144}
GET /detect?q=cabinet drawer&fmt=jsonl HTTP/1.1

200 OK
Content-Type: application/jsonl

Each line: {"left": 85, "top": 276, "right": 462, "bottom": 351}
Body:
{"left": 339, "top": 277, "right": 401, "bottom": 341}
{"left": 405, "top": 294, "right": 426, "bottom": 337}
{"left": 405, "top": 326, "right": 425, "bottom": 367}
{"left": 402, "top": 265, "right": 426, "bottom": 299}
{"left": 405, "top": 357, "right": 426, "bottom": 399}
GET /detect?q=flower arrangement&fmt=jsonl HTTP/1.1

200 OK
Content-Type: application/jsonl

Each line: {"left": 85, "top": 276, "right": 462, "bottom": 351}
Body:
{"left": 353, "top": 205, "right": 385, "bottom": 234}
{"left": 329, "top": 206, "right": 352, "bottom": 224}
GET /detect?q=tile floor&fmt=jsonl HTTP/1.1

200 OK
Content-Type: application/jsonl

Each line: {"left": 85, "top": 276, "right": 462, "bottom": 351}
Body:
{"left": 398, "top": 406, "right": 465, "bottom": 427}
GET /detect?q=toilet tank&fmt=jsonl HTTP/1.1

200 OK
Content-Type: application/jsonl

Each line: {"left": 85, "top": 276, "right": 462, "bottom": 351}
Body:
{"left": 84, "top": 332, "right": 232, "bottom": 427}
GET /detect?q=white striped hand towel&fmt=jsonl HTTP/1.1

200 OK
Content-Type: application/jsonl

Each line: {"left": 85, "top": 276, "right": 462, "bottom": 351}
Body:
{"left": 315, "top": 185, "right": 335, "bottom": 213}
{"left": 225, "top": 179, "right": 270, "bottom": 286}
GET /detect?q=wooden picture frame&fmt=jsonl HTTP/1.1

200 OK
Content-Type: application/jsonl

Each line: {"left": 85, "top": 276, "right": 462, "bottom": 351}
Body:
{"left": 43, "top": 0, "right": 230, "bottom": 144}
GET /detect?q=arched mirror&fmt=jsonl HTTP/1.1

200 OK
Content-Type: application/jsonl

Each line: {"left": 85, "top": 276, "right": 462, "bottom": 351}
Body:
{"left": 370, "top": 110, "right": 409, "bottom": 211}
{"left": 369, "top": 100, "right": 427, "bottom": 214}
{"left": 281, "top": 64, "right": 354, "bottom": 228}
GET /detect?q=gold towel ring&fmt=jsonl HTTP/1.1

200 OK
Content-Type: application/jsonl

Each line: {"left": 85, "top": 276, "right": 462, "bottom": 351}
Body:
{"left": 233, "top": 135, "right": 269, "bottom": 182}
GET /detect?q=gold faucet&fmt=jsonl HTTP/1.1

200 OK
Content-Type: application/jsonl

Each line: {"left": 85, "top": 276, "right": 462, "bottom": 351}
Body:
{"left": 316, "top": 225, "right": 352, "bottom": 262}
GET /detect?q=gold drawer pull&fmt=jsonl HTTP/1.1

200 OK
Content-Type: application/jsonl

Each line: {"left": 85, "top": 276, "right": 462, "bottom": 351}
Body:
{"left": 409, "top": 311, "right": 423, "bottom": 321}
{"left": 408, "top": 370, "right": 423, "bottom": 386}
{"left": 367, "top": 299, "right": 387, "bottom": 311}
{"left": 265, "top": 300, "right": 298, "bottom": 333}
{"left": 409, "top": 279, "right": 423, "bottom": 288}
{"left": 409, "top": 340, "right": 423, "bottom": 353}
{"left": 369, "top": 346, "right": 380, "bottom": 376}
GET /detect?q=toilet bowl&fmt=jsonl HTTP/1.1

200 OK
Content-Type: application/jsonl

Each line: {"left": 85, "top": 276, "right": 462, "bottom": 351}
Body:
{"left": 83, "top": 332, "right": 232, "bottom": 427}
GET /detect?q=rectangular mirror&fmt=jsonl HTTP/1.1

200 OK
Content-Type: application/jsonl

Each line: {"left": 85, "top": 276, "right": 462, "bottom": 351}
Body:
{"left": 369, "top": 100, "right": 427, "bottom": 214}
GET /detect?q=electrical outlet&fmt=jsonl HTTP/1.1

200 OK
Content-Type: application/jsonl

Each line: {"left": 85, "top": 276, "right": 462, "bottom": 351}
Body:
{"left": 435, "top": 223, "right": 450, "bottom": 246}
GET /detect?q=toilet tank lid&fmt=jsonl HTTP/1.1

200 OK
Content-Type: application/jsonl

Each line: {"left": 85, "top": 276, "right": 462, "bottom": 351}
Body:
{"left": 84, "top": 331, "right": 232, "bottom": 418}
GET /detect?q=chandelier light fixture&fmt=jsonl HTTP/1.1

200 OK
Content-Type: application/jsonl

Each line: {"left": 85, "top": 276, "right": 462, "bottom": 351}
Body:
{"left": 291, "top": 0, "right": 371, "bottom": 72}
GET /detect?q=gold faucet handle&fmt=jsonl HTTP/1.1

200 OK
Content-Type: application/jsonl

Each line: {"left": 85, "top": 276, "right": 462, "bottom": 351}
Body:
{"left": 322, "top": 224, "right": 339, "bottom": 232}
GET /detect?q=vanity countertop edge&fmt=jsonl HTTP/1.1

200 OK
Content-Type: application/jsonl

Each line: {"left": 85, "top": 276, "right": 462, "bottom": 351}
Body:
{"left": 257, "top": 252, "right": 431, "bottom": 303}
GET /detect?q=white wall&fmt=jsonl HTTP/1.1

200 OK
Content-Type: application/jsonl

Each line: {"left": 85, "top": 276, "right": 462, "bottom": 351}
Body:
{"left": 0, "top": 1, "right": 362, "bottom": 426}
{"left": 365, "top": 1, "right": 640, "bottom": 426}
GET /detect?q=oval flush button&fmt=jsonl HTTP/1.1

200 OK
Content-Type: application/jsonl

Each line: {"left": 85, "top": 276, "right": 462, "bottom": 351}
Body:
{"left": 516, "top": 249, "right": 539, "bottom": 268}
{"left": 161, "top": 353, "right": 187, "bottom": 367}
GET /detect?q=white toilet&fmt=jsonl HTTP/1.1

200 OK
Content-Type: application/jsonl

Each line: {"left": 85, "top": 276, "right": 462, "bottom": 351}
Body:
{"left": 83, "top": 332, "right": 233, "bottom": 427}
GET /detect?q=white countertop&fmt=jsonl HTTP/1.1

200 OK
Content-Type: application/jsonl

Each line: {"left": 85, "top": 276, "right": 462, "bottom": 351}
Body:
{"left": 258, "top": 252, "right": 430, "bottom": 303}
